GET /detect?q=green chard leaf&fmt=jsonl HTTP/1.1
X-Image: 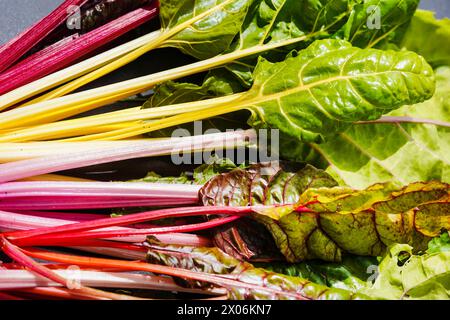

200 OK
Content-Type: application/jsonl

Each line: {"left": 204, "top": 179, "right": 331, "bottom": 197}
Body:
{"left": 427, "top": 232, "right": 450, "bottom": 254}
{"left": 193, "top": 155, "right": 241, "bottom": 184}
{"left": 148, "top": 39, "right": 434, "bottom": 144}
{"left": 244, "top": 39, "right": 434, "bottom": 143}
{"left": 401, "top": 10, "right": 450, "bottom": 68}
{"left": 221, "top": 0, "right": 352, "bottom": 86}
{"left": 129, "top": 155, "right": 240, "bottom": 185}
{"left": 147, "top": 0, "right": 421, "bottom": 107}
{"left": 146, "top": 242, "right": 368, "bottom": 300}
{"left": 130, "top": 171, "right": 194, "bottom": 184}
{"left": 145, "top": 0, "right": 353, "bottom": 108}
{"left": 312, "top": 65, "right": 450, "bottom": 188}
{"left": 253, "top": 181, "right": 449, "bottom": 262}
{"left": 335, "top": 0, "right": 419, "bottom": 48}
{"left": 363, "top": 242, "right": 450, "bottom": 300}
{"left": 257, "top": 255, "right": 377, "bottom": 292}
{"left": 160, "top": 0, "right": 255, "bottom": 60}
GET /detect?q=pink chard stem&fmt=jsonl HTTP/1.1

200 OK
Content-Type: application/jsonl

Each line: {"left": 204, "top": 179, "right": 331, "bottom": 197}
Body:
{"left": 12, "top": 216, "right": 242, "bottom": 247}
{"left": 0, "top": 210, "right": 212, "bottom": 246}
{"left": 0, "top": 6, "right": 159, "bottom": 95}
{"left": 4, "top": 205, "right": 253, "bottom": 242}
{"left": 0, "top": 0, "right": 88, "bottom": 73}
{"left": 0, "top": 180, "right": 201, "bottom": 210}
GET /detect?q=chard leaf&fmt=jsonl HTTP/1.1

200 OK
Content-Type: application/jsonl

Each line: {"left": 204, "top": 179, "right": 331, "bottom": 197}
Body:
{"left": 146, "top": 0, "right": 354, "bottom": 106}
{"left": 228, "top": 263, "right": 367, "bottom": 299}
{"left": 144, "top": 39, "right": 435, "bottom": 145}
{"left": 427, "top": 232, "right": 450, "bottom": 254}
{"left": 253, "top": 182, "right": 449, "bottom": 262}
{"left": 363, "top": 243, "right": 450, "bottom": 299}
{"left": 258, "top": 255, "right": 377, "bottom": 292}
{"left": 131, "top": 155, "right": 239, "bottom": 185}
{"left": 313, "top": 65, "right": 450, "bottom": 188}
{"left": 130, "top": 171, "right": 193, "bottom": 184}
{"left": 193, "top": 155, "right": 241, "bottom": 184}
{"left": 200, "top": 162, "right": 337, "bottom": 206}
{"left": 148, "top": 0, "right": 420, "bottom": 103}
{"left": 200, "top": 162, "right": 337, "bottom": 260}
{"left": 401, "top": 10, "right": 450, "bottom": 68}
{"left": 160, "top": 0, "right": 255, "bottom": 59}
{"left": 146, "top": 69, "right": 246, "bottom": 108}
{"left": 222, "top": 0, "right": 352, "bottom": 86}
{"left": 335, "top": 0, "right": 419, "bottom": 48}
{"left": 243, "top": 39, "right": 434, "bottom": 143}
{"left": 146, "top": 242, "right": 368, "bottom": 300}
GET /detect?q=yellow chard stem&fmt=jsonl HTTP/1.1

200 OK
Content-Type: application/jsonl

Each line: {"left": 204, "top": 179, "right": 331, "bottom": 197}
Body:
{"left": 68, "top": 96, "right": 249, "bottom": 141}
{"left": 0, "top": 94, "right": 245, "bottom": 142}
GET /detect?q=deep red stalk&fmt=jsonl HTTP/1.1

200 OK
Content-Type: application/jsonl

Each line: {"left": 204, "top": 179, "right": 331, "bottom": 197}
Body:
{"left": 23, "top": 248, "right": 309, "bottom": 300}
{"left": 16, "top": 34, "right": 79, "bottom": 63}
{"left": 0, "top": 236, "right": 142, "bottom": 300}
{"left": 0, "top": 0, "right": 88, "bottom": 73}
{"left": 5, "top": 206, "right": 256, "bottom": 242}
{"left": 11, "top": 216, "right": 241, "bottom": 247}
{"left": 0, "top": 6, "right": 159, "bottom": 95}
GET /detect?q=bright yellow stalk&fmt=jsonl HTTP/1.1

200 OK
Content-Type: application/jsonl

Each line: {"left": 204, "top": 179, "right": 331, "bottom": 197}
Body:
{"left": 0, "top": 94, "right": 244, "bottom": 142}
{"left": 68, "top": 102, "right": 246, "bottom": 141}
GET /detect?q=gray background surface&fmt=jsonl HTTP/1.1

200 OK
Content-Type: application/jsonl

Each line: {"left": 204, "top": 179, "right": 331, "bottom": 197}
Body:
{"left": 0, "top": 0, "right": 449, "bottom": 44}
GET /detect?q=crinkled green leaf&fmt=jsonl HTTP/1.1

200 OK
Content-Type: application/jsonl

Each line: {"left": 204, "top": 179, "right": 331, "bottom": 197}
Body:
{"left": 193, "top": 155, "right": 241, "bottom": 184}
{"left": 363, "top": 242, "right": 450, "bottom": 300}
{"left": 335, "top": 0, "right": 419, "bottom": 48}
{"left": 130, "top": 155, "right": 239, "bottom": 185}
{"left": 146, "top": 242, "right": 368, "bottom": 300}
{"left": 244, "top": 39, "right": 434, "bottom": 143}
{"left": 130, "top": 171, "right": 193, "bottom": 184}
{"left": 401, "top": 10, "right": 450, "bottom": 68}
{"left": 258, "top": 255, "right": 377, "bottom": 292}
{"left": 254, "top": 182, "right": 449, "bottom": 262}
{"left": 143, "top": 69, "right": 250, "bottom": 139}
{"left": 222, "top": 0, "right": 353, "bottom": 86}
{"left": 313, "top": 65, "right": 450, "bottom": 188}
{"left": 150, "top": 0, "right": 420, "bottom": 104}
{"left": 160, "top": 0, "right": 255, "bottom": 59}
{"left": 427, "top": 232, "right": 450, "bottom": 254}
{"left": 145, "top": 69, "right": 246, "bottom": 109}
{"left": 147, "top": 0, "right": 354, "bottom": 106}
